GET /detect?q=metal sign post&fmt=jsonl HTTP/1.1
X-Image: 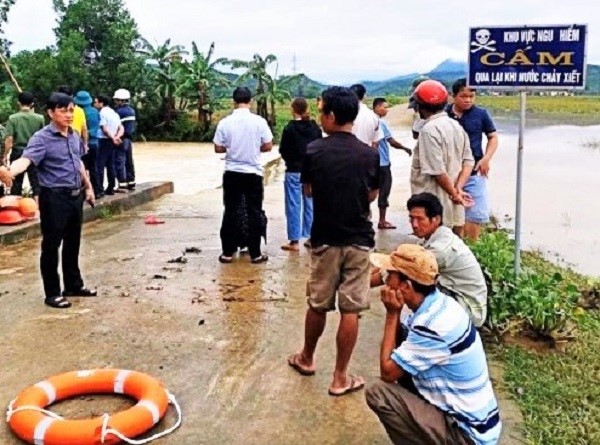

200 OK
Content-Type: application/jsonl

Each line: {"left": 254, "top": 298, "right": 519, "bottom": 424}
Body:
{"left": 467, "top": 24, "right": 587, "bottom": 276}
{"left": 514, "top": 91, "right": 526, "bottom": 274}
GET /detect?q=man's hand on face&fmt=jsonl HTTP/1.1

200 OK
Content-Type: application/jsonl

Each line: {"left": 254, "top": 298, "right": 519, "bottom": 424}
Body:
{"left": 380, "top": 286, "right": 404, "bottom": 313}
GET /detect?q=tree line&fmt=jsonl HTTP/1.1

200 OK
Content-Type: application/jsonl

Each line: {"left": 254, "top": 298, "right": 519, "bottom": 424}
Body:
{"left": 0, "top": 0, "right": 301, "bottom": 141}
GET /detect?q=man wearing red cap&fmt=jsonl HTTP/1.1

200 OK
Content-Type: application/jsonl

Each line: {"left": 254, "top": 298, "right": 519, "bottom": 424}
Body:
{"left": 410, "top": 80, "right": 474, "bottom": 237}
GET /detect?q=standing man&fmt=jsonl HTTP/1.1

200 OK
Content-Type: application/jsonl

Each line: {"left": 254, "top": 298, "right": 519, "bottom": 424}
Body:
{"left": 74, "top": 91, "right": 102, "bottom": 198}
{"left": 366, "top": 244, "right": 501, "bottom": 445}
{"left": 213, "top": 87, "right": 273, "bottom": 264}
{"left": 350, "top": 83, "right": 382, "bottom": 148}
{"left": 113, "top": 88, "right": 137, "bottom": 191}
{"left": 372, "top": 97, "right": 412, "bottom": 230}
{"left": 94, "top": 94, "right": 123, "bottom": 197}
{"left": 410, "top": 80, "right": 474, "bottom": 237}
{"left": 2, "top": 91, "right": 45, "bottom": 197}
{"left": 6, "top": 93, "right": 97, "bottom": 309}
{"left": 447, "top": 78, "right": 499, "bottom": 240}
{"left": 287, "top": 86, "right": 380, "bottom": 396}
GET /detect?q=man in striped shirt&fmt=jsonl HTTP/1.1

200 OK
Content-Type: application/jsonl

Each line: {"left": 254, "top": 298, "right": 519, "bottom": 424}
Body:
{"left": 366, "top": 244, "right": 501, "bottom": 445}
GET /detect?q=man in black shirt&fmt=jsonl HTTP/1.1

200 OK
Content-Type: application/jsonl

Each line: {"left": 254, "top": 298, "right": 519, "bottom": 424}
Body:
{"left": 288, "top": 86, "right": 380, "bottom": 396}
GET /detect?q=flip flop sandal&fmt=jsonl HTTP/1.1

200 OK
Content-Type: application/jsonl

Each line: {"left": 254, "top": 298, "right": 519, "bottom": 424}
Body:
{"left": 281, "top": 243, "right": 300, "bottom": 252}
{"left": 378, "top": 222, "right": 397, "bottom": 229}
{"left": 250, "top": 255, "right": 269, "bottom": 264}
{"left": 218, "top": 254, "right": 233, "bottom": 264}
{"left": 287, "top": 353, "right": 316, "bottom": 376}
{"left": 328, "top": 375, "right": 365, "bottom": 397}
{"left": 44, "top": 295, "right": 72, "bottom": 309}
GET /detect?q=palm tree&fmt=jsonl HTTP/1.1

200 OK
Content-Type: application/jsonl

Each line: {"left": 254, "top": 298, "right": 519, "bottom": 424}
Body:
{"left": 176, "top": 41, "right": 229, "bottom": 131}
{"left": 137, "top": 38, "right": 188, "bottom": 126}
{"left": 225, "top": 53, "right": 277, "bottom": 124}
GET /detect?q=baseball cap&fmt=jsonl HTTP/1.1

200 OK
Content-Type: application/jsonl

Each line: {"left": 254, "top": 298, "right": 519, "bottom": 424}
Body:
{"left": 370, "top": 244, "right": 438, "bottom": 286}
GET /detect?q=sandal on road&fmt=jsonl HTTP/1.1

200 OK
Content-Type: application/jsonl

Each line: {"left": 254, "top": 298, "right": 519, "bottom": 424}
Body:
{"left": 218, "top": 254, "right": 233, "bottom": 264}
{"left": 287, "top": 353, "right": 316, "bottom": 376}
{"left": 377, "top": 222, "right": 397, "bottom": 230}
{"left": 328, "top": 375, "right": 365, "bottom": 397}
{"left": 281, "top": 243, "right": 300, "bottom": 252}
{"left": 44, "top": 295, "right": 72, "bottom": 309}
{"left": 250, "top": 254, "right": 269, "bottom": 264}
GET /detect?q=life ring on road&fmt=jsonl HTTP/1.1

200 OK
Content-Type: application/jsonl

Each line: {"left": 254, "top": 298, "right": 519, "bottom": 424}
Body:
{"left": 6, "top": 369, "right": 182, "bottom": 445}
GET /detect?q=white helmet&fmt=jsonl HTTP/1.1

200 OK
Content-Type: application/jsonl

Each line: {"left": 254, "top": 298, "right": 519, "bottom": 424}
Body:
{"left": 113, "top": 88, "right": 131, "bottom": 100}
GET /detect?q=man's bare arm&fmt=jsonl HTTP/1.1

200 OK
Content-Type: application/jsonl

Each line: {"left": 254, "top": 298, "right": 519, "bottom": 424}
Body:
{"left": 214, "top": 144, "right": 226, "bottom": 153}
{"left": 9, "top": 157, "right": 32, "bottom": 177}
{"left": 475, "top": 132, "right": 498, "bottom": 177}
{"left": 388, "top": 137, "right": 412, "bottom": 155}
{"left": 260, "top": 141, "right": 273, "bottom": 152}
{"left": 3, "top": 135, "right": 13, "bottom": 164}
{"left": 368, "top": 188, "right": 379, "bottom": 203}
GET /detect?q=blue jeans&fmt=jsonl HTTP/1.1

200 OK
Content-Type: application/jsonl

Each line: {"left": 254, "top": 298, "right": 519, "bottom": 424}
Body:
{"left": 97, "top": 138, "right": 116, "bottom": 191}
{"left": 284, "top": 172, "right": 313, "bottom": 241}
{"left": 115, "top": 139, "right": 131, "bottom": 184}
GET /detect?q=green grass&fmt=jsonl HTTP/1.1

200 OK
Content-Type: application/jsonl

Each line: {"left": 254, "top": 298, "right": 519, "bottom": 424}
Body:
{"left": 499, "top": 312, "right": 600, "bottom": 445}
{"left": 474, "top": 233, "right": 600, "bottom": 444}
{"left": 477, "top": 95, "right": 600, "bottom": 115}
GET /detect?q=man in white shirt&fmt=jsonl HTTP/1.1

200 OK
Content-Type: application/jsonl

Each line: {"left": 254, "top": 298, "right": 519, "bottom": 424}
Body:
{"left": 214, "top": 87, "right": 273, "bottom": 264}
{"left": 94, "top": 94, "right": 123, "bottom": 197}
{"left": 350, "top": 84, "right": 382, "bottom": 148}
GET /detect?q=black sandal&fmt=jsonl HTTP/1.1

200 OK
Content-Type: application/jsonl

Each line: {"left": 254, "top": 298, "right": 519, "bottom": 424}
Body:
{"left": 218, "top": 254, "right": 233, "bottom": 264}
{"left": 62, "top": 288, "right": 97, "bottom": 297}
{"left": 44, "top": 295, "right": 72, "bottom": 309}
{"left": 250, "top": 254, "right": 269, "bottom": 264}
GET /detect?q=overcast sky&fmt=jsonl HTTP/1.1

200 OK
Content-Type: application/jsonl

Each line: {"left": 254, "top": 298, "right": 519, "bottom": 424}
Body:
{"left": 4, "top": 0, "right": 599, "bottom": 83}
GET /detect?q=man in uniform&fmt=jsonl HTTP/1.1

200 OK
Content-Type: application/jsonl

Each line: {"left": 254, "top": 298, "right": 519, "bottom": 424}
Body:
{"left": 6, "top": 92, "right": 97, "bottom": 309}
{"left": 2, "top": 91, "right": 45, "bottom": 197}
{"left": 113, "top": 88, "right": 137, "bottom": 191}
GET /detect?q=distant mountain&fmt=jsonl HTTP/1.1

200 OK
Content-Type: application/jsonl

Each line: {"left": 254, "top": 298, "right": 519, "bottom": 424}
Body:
{"left": 215, "top": 59, "right": 600, "bottom": 98}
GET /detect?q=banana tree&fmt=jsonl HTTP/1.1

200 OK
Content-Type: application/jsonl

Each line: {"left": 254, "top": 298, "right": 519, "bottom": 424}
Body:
{"left": 137, "top": 38, "right": 188, "bottom": 126}
{"left": 225, "top": 53, "right": 277, "bottom": 125}
{"left": 176, "top": 41, "right": 229, "bottom": 132}
{"left": 255, "top": 66, "right": 299, "bottom": 129}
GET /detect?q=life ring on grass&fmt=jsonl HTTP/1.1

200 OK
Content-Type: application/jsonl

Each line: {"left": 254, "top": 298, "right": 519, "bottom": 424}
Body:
{"left": 6, "top": 369, "right": 182, "bottom": 445}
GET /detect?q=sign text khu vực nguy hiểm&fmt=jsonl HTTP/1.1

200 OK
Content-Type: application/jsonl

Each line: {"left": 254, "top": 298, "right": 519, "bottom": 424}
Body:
{"left": 468, "top": 25, "right": 587, "bottom": 89}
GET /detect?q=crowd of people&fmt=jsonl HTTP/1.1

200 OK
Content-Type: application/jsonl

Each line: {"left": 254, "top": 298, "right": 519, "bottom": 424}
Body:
{"left": 0, "top": 86, "right": 137, "bottom": 308}
{"left": 0, "top": 78, "right": 502, "bottom": 444}
{"left": 213, "top": 81, "right": 501, "bottom": 445}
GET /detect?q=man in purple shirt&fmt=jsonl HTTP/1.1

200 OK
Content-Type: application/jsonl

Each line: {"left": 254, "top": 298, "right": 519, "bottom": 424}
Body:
{"left": 7, "top": 92, "right": 97, "bottom": 309}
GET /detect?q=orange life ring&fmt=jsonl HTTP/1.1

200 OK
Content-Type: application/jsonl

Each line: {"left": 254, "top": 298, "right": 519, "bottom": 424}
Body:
{"left": 7, "top": 369, "right": 170, "bottom": 445}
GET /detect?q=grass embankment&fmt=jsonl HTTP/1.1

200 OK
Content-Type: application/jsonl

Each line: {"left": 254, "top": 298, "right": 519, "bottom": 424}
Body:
{"left": 477, "top": 95, "right": 600, "bottom": 115}
{"left": 471, "top": 231, "right": 600, "bottom": 444}
{"left": 499, "top": 314, "right": 600, "bottom": 445}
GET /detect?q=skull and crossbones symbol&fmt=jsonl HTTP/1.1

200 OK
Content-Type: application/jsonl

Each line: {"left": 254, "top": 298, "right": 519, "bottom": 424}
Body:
{"left": 471, "top": 29, "right": 497, "bottom": 53}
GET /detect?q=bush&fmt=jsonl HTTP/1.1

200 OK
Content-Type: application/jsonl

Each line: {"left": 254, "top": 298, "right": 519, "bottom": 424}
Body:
{"left": 468, "top": 231, "right": 580, "bottom": 336}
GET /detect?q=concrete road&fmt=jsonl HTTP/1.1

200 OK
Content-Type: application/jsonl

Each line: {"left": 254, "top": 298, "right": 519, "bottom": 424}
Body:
{"left": 0, "top": 109, "right": 522, "bottom": 444}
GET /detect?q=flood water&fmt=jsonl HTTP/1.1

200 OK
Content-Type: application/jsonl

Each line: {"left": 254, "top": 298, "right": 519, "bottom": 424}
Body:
{"left": 131, "top": 116, "right": 600, "bottom": 277}
{"left": 488, "top": 117, "right": 600, "bottom": 277}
